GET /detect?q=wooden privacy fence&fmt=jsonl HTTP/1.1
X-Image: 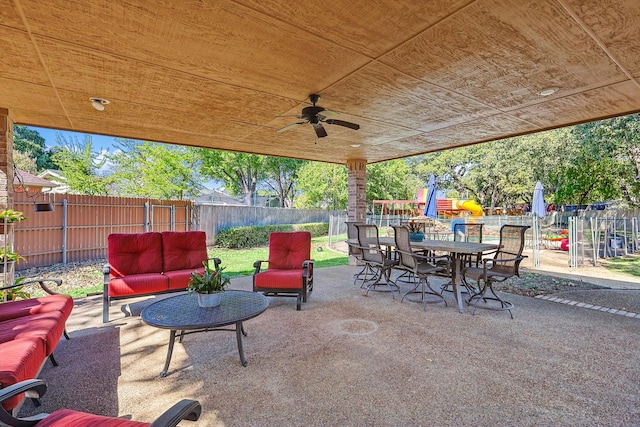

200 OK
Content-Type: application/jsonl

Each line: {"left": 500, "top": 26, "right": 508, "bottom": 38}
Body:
{"left": 11, "top": 193, "right": 336, "bottom": 270}
{"left": 13, "top": 192, "right": 191, "bottom": 270}
{"left": 194, "top": 204, "right": 336, "bottom": 245}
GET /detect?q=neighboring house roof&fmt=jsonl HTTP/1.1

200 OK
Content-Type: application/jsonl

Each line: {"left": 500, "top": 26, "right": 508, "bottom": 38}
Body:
{"left": 14, "top": 169, "right": 59, "bottom": 192}
{"left": 37, "top": 169, "right": 70, "bottom": 194}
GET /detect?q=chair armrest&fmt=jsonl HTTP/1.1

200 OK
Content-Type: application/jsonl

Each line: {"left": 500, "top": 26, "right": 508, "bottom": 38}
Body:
{"left": 0, "top": 379, "right": 48, "bottom": 427}
{"left": 149, "top": 399, "right": 202, "bottom": 427}
{"left": 253, "top": 260, "right": 268, "bottom": 274}
{"left": 208, "top": 257, "right": 221, "bottom": 269}
{"left": 0, "top": 278, "right": 63, "bottom": 296}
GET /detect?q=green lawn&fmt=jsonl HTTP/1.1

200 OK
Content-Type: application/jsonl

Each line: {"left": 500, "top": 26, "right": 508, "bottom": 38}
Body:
{"left": 212, "top": 236, "right": 348, "bottom": 277}
{"left": 602, "top": 254, "right": 640, "bottom": 277}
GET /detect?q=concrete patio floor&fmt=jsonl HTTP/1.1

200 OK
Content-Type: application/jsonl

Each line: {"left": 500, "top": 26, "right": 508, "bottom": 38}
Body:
{"left": 18, "top": 265, "right": 640, "bottom": 426}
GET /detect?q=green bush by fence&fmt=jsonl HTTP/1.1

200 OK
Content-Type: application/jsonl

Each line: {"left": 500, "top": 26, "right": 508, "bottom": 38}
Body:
{"left": 214, "top": 222, "right": 329, "bottom": 248}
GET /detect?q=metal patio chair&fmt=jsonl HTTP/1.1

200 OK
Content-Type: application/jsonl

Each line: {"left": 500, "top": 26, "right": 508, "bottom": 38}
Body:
{"left": 392, "top": 225, "right": 447, "bottom": 310}
{"left": 462, "top": 224, "right": 530, "bottom": 318}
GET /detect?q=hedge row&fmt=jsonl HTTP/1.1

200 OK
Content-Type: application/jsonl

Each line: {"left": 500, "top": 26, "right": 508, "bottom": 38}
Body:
{"left": 214, "top": 222, "right": 329, "bottom": 249}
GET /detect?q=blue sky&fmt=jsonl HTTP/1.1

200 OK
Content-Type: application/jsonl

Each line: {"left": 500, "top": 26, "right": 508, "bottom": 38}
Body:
{"left": 26, "top": 126, "right": 121, "bottom": 152}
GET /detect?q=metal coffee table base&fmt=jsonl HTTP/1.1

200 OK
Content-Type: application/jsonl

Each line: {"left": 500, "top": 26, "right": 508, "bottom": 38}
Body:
{"left": 161, "top": 322, "right": 249, "bottom": 377}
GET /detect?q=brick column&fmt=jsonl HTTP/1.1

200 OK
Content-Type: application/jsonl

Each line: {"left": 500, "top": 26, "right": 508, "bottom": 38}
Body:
{"left": 0, "top": 109, "right": 14, "bottom": 210}
{"left": 346, "top": 159, "right": 366, "bottom": 223}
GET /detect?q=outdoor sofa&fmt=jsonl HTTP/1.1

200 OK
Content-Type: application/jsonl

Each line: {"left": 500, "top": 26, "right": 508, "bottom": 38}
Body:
{"left": 103, "top": 231, "right": 219, "bottom": 322}
{"left": 0, "top": 279, "right": 73, "bottom": 415}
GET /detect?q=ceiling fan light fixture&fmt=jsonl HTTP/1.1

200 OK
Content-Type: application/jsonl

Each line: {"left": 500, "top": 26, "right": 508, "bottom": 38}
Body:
{"left": 90, "top": 97, "right": 110, "bottom": 111}
{"left": 538, "top": 87, "right": 559, "bottom": 97}
{"left": 351, "top": 144, "right": 361, "bottom": 148}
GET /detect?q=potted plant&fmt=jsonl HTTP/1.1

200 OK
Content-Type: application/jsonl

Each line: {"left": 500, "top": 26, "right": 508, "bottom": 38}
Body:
{"left": 406, "top": 220, "right": 425, "bottom": 242}
{"left": 0, "top": 209, "right": 27, "bottom": 233}
{"left": 0, "top": 247, "right": 26, "bottom": 273}
{"left": 188, "top": 261, "right": 230, "bottom": 307}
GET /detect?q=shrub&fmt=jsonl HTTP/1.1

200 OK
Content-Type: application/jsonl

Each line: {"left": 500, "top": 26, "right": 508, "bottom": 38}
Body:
{"left": 215, "top": 222, "right": 329, "bottom": 249}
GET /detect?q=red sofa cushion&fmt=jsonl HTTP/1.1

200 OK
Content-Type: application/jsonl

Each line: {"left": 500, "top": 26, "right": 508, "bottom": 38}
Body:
{"left": 0, "top": 311, "right": 67, "bottom": 355}
{"left": 0, "top": 338, "right": 47, "bottom": 411}
{"left": 37, "top": 408, "right": 149, "bottom": 427}
{"left": 108, "top": 233, "right": 163, "bottom": 277}
{"left": 254, "top": 269, "right": 304, "bottom": 290}
{"left": 164, "top": 267, "right": 205, "bottom": 291}
{"left": 267, "top": 232, "right": 311, "bottom": 270}
{"left": 161, "top": 231, "right": 207, "bottom": 272}
{"left": 107, "top": 273, "right": 169, "bottom": 297}
{"left": 0, "top": 294, "right": 73, "bottom": 323}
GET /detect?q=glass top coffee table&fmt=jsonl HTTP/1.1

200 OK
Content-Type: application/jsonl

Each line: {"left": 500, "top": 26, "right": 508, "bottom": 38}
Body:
{"left": 141, "top": 290, "right": 269, "bottom": 377}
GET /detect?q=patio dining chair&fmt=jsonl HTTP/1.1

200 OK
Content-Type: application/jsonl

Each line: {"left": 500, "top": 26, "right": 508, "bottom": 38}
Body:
{"left": 0, "top": 379, "right": 201, "bottom": 427}
{"left": 461, "top": 224, "right": 530, "bottom": 319}
{"left": 392, "top": 225, "right": 447, "bottom": 311}
{"left": 354, "top": 223, "right": 399, "bottom": 297}
{"left": 439, "top": 222, "right": 484, "bottom": 293}
{"left": 345, "top": 221, "right": 374, "bottom": 286}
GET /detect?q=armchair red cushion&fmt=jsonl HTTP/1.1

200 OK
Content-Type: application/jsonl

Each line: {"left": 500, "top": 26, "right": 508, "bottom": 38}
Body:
{"left": 108, "top": 233, "right": 163, "bottom": 277}
{"left": 267, "top": 231, "right": 311, "bottom": 269}
{"left": 253, "top": 231, "right": 313, "bottom": 310}
{"left": 37, "top": 409, "right": 149, "bottom": 426}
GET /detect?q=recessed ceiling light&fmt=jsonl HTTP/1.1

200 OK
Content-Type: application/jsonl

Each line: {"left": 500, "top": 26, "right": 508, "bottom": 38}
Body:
{"left": 350, "top": 144, "right": 361, "bottom": 148}
{"left": 90, "top": 97, "right": 110, "bottom": 111}
{"left": 538, "top": 87, "right": 559, "bottom": 97}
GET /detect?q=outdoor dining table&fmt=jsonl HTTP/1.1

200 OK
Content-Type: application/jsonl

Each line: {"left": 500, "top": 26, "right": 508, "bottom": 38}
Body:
{"left": 378, "top": 237, "right": 499, "bottom": 313}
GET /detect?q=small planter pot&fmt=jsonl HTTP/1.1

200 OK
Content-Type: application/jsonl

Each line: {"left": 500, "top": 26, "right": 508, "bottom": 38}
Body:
{"left": 197, "top": 292, "right": 222, "bottom": 308}
{"left": 409, "top": 232, "right": 424, "bottom": 242}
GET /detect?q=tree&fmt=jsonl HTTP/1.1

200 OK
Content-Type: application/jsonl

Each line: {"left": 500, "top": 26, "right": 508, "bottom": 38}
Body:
{"left": 572, "top": 114, "right": 640, "bottom": 207}
{"left": 51, "top": 134, "right": 110, "bottom": 195}
{"left": 262, "top": 157, "right": 306, "bottom": 207}
{"left": 12, "top": 126, "right": 55, "bottom": 171}
{"left": 367, "top": 159, "right": 420, "bottom": 203}
{"left": 295, "top": 162, "right": 348, "bottom": 210}
{"left": 109, "top": 140, "right": 203, "bottom": 199}
{"left": 199, "top": 150, "right": 264, "bottom": 206}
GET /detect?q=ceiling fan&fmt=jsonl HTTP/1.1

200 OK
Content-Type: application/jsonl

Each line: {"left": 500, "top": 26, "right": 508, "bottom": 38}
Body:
{"left": 276, "top": 94, "right": 360, "bottom": 138}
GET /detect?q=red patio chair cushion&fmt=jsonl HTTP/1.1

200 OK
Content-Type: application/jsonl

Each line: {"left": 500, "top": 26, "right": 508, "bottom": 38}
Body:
{"left": 0, "top": 311, "right": 67, "bottom": 355}
{"left": 107, "top": 273, "right": 169, "bottom": 297}
{"left": 37, "top": 408, "right": 150, "bottom": 426}
{"left": 108, "top": 233, "right": 163, "bottom": 277}
{"left": 161, "top": 231, "right": 207, "bottom": 272}
{"left": 267, "top": 232, "right": 311, "bottom": 270}
{"left": 164, "top": 267, "right": 205, "bottom": 290}
{"left": 0, "top": 338, "right": 47, "bottom": 411}
{"left": 0, "top": 294, "right": 73, "bottom": 323}
{"left": 254, "top": 269, "right": 304, "bottom": 290}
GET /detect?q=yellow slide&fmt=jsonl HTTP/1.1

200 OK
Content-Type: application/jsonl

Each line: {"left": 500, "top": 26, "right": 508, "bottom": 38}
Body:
{"left": 452, "top": 199, "right": 483, "bottom": 216}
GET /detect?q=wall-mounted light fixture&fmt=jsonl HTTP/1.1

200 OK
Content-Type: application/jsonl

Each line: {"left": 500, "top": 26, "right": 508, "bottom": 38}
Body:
{"left": 90, "top": 97, "right": 110, "bottom": 111}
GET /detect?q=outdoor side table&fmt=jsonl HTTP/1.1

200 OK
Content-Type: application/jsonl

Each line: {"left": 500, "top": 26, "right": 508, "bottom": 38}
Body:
{"left": 141, "top": 290, "right": 269, "bottom": 377}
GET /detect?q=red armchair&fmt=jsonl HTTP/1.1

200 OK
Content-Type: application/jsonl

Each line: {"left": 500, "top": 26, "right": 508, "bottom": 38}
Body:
{"left": 253, "top": 232, "right": 314, "bottom": 310}
{"left": 0, "top": 379, "right": 201, "bottom": 427}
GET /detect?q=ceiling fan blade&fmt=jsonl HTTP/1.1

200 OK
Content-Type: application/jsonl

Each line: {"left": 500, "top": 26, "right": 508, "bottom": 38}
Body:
{"left": 312, "top": 123, "right": 328, "bottom": 138}
{"left": 325, "top": 119, "right": 360, "bottom": 130}
{"left": 276, "top": 122, "right": 305, "bottom": 133}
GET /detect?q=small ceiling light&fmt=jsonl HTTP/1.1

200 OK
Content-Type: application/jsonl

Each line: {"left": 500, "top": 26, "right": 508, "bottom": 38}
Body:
{"left": 538, "top": 87, "right": 559, "bottom": 97}
{"left": 350, "top": 144, "right": 361, "bottom": 148}
{"left": 90, "top": 97, "right": 110, "bottom": 111}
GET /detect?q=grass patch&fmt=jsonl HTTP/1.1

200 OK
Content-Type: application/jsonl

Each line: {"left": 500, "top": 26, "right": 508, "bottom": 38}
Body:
{"left": 212, "top": 237, "right": 348, "bottom": 277}
{"left": 602, "top": 255, "right": 640, "bottom": 277}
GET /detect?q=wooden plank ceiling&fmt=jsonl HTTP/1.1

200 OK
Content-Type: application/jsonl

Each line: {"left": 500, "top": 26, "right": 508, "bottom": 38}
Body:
{"left": 1, "top": 0, "right": 639, "bottom": 164}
